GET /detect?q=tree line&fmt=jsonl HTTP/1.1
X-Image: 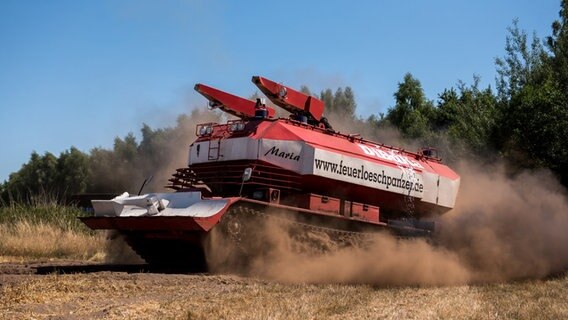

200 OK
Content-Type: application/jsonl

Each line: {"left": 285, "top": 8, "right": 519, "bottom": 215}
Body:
{"left": 0, "top": 110, "right": 218, "bottom": 203}
{"left": 2, "top": 0, "right": 567, "bottom": 204}
{"left": 378, "top": 4, "right": 568, "bottom": 186}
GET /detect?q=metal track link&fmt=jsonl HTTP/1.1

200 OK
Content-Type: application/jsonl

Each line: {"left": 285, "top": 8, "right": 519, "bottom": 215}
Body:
{"left": 220, "top": 205, "right": 378, "bottom": 252}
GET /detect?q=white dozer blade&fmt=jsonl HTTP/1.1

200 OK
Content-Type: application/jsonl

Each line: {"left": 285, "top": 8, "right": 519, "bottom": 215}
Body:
{"left": 91, "top": 191, "right": 232, "bottom": 218}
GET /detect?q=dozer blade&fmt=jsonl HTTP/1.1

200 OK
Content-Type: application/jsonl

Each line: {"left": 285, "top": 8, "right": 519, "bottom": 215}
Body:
{"left": 80, "top": 191, "right": 239, "bottom": 232}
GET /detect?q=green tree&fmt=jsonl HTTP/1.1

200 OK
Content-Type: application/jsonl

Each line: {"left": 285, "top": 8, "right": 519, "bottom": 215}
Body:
{"left": 504, "top": 73, "right": 567, "bottom": 179}
{"left": 299, "top": 85, "right": 312, "bottom": 96}
{"left": 495, "top": 19, "right": 546, "bottom": 101}
{"left": 56, "top": 147, "right": 90, "bottom": 197}
{"left": 87, "top": 147, "right": 115, "bottom": 193}
{"left": 139, "top": 124, "right": 169, "bottom": 168}
{"left": 113, "top": 133, "right": 138, "bottom": 165}
{"left": 0, "top": 106, "right": 224, "bottom": 203}
{"left": 342, "top": 87, "right": 357, "bottom": 117}
{"left": 319, "top": 87, "right": 357, "bottom": 119}
{"left": 435, "top": 77, "right": 498, "bottom": 155}
{"left": 386, "top": 73, "right": 434, "bottom": 139}
{"left": 547, "top": 0, "right": 568, "bottom": 92}
{"left": 2, "top": 152, "right": 59, "bottom": 202}
{"left": 496, "top": 9, "right": 568, "bottom": 184}
{"left": 320, "top": 89, "right": 334, "bottom": 112}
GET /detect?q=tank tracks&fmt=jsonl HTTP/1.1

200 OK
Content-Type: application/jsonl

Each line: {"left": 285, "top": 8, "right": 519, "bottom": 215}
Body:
{"left": 218, "top": 205, "right": 378, "bottom": 254}
{"left": 122, "top": 204, "right": 417, "bottom": 271}
{"left": 124, "top": 236, "right": 208, "bottom": 272}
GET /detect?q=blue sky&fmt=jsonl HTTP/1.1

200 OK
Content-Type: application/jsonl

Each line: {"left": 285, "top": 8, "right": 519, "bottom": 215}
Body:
{"left": 0, "top": 0, "right": 560, "bottom": 182}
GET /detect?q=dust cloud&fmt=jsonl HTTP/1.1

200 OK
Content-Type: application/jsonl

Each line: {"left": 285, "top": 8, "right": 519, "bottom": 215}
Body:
{"left": 440, "top": 161, "right": 568, "bottom": 282}
{"left": 249, "top": 223, "right": 470, "bottom": 286}
{"left": 205, "top": 160, "right": 568, "bottom": 285}
{"left": 103, "top": 231, "right": 144, "bottom": 264}
{"left": 115, "top": 87, "right": 568, "bottom": 285}
{"left": 144, "top": 108, "right": 223, "bottom": 192}
{"left": 204, "top": 105, "right": 568, "bottom": 285}
{"left": 205, "top": 210, "right": 469, "bottom": 285}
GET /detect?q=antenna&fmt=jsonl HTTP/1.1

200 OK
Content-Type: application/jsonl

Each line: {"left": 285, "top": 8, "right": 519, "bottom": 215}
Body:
{"left": 138, "top": 175, "right": 153, "bottom": 196}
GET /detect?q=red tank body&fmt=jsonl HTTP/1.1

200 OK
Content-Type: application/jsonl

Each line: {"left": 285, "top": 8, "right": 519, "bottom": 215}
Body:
{"left": 81, "top": 76, "right": 460, "bottom": 270}
{"left": 177, "top": 118, "right": 459, "bottom": 217}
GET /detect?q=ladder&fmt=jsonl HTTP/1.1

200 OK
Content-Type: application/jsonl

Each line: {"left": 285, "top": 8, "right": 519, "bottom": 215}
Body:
{"left": 208, "top": 138, "right": 222, "bottom": 160}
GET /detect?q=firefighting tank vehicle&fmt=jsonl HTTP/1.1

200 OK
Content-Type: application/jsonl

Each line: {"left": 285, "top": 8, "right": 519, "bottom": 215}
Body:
{"left": 80, "top": 76, "right": 460, "bottom": 270}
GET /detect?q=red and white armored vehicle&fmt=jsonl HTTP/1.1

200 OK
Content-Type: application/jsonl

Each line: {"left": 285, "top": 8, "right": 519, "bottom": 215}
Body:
{"left": 81, "top": 76, "right": 460, "bottom": 270}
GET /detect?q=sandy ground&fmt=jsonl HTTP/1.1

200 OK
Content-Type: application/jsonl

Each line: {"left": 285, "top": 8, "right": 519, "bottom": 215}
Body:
{"left": 1, "top": 260, "right": 568, "bottom": 320}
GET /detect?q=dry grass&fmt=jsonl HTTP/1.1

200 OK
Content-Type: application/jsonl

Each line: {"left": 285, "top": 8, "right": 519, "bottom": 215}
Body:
{"left": 0, "top": 204, "right": 108, "bottom": 261}
{"left": 0, "top": 221, "right": 106, "bottom": 260}
{"left": 1, "top": 272, "right": 567, "bottom": 319}
{"left": 1, "top": 204, "right": 567, "bottom": 319}
{"left": 0, "top": 202, "right": 88, "bottom": 231}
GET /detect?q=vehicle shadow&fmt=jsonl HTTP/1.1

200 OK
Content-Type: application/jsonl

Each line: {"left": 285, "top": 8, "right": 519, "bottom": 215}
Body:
{"left": 32, "top": 263, "right": 208, "bottom": 275}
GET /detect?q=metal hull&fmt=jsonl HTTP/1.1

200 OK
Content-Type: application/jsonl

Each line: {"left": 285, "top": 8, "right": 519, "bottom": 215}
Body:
{"left": 79, "top": 75, "right": 459, "bottom": 271}
{"left": 81, "top": 193, "right": 432, "bottom": 270}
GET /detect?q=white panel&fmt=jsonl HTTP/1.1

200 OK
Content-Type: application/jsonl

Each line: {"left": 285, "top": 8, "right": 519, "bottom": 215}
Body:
{"left": 189, "top": 137, "right": 258, "bottom": 164}
{"left": 220, "top": 137, "right": 257, "bottom": 161}
{"left": 258, "top": 139, "right": 305, "bottom": 172}
{"left": 185, "top": 136, "right": 457, "bottom": 207}
{"left": 421, "top": 171, "right": 439, "bottom": 205}
{"left": 256, "top": 139, "right": 316, "bottom": 175}
{"left": 93, "top": 192, "right": 231, "bottom": 218}
{"left": 188, "top": 141, "right": 209, "bottom": 164}
{"left": 437, "top": 176, "right": 460, "bottom": 208}
{"left": 312, "top": 148, "right": 425, "bottom": 198}
{"left": 299, "top": 145, "right": 315, "bottom": 175}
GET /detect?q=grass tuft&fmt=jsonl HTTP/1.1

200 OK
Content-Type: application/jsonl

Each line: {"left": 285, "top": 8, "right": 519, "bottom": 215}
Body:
{"left": 0, "top": 221, "right": 105, "bottom": 259}
{"left": 0, "top": 202, "right": 91, "bottom": 233}
{"left": 0, "top": 203, "right": 105, "bottom": 260}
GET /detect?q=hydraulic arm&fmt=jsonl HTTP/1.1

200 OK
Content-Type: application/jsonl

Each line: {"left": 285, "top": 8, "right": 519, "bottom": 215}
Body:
{"left": 194, "top": 83, "right": 276, "bottom": 119}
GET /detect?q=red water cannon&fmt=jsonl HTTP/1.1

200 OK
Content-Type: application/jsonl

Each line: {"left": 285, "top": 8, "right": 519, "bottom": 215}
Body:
{"left": 252, "top": 76, "right": 324, "bottom": 122}
{"left": 194, "top": 83, "right": 276, "bottom": 119}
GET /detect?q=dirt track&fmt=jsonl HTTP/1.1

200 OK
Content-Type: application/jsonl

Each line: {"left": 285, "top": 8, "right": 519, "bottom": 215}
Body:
{"left": 2, "top": 260, "right": 568, "bottom": 320}
{"left": 0, "top": 261, "right": 259, "bottom": 319}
